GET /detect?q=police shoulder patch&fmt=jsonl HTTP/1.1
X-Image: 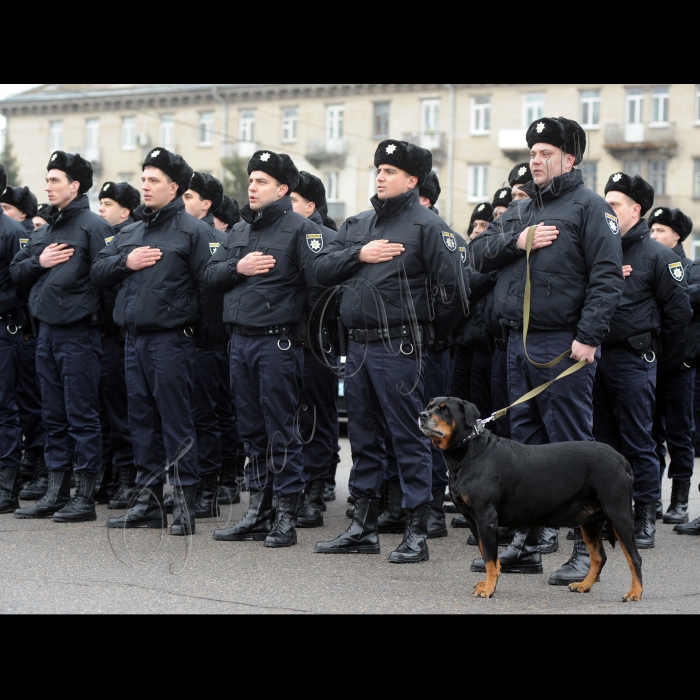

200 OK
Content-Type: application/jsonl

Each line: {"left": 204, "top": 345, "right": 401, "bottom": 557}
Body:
{"left": 459, "top": 246, "right": 467, "bottom": 264}
{"left": 104, "top": 235, "right": 114, "bottom": 244}
{"left": 306, "top": 232, "right": 323, "bottom": 253}
{"left": 209, "top": 241, "right": 220, "bottom": 256}
{"left": 605, "top": 212, "right": 619, "bottom": 235}
{"left": 19, "top": 238, "right": 29, "bottom": 249}
{"left": 442, "top": 231, "right": 456, "bottom": 251}
{"left": 668, "top": 261, "right": 684, "bottom": 282}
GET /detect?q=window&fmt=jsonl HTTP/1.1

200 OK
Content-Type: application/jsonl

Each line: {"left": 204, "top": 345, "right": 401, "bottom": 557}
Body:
{"left": 649, "top": 159, "right": 666, "bottom": 196}
{"left": 692, "top": 232, "right": 700, "bottom": 261}
{"left": 471, "top": 96, "right": 491, "bottom": 135}
{"left": 326, "top": 105, "right": 344, "bottom": 141}
{"left": 325, "top": 171, "right": 339, "bottom": 201}
{"left": 580, "top": 90, "right": 600, "bottom": 128}
{"left": 420, "top": 98, "right": 441, "bottom": 149}
{"left": 118, "top": 172, "right": 135, "bottom": 187}
{"left": 651, "top": 86, "right": 669, "bottom": 126}
{"left": 121, "top": 116, "right": 136, "bottom": 150}
{"left": 49, "top": 120, "right": 63, "bottom": 152}
{"left": 583, "top": 161, "right": 598, "bottom": 193}
{"left": 625, "top": 88, "right": 644, "bottom": 142}
{"left": 239, "top": 110, "right": 255, "bottom": 142}
{"left": 693, "top": 159, "right": 700, "bottom": 199}
{"left": 624, "top": 160, "right": 643, "bottom": 177}
{"left": 467, "top": 165, "right": 489, "bottom": 202}
{"left": 159, "top": 115, "right": 175, "bottom": 151}
{"left": 523, "top": 93, "right": 544, "bottom": 127}
{"left": 199, "top": 111, "right": 214, "bottom": 145}
{"left": 85, "top": 119, "right": 99, "bottom": 161}
{"left": 373, "top": 102, "right": 390, "bottom": 138}
{"left": 281, "top": 107, "right": 297, "bottom": 142}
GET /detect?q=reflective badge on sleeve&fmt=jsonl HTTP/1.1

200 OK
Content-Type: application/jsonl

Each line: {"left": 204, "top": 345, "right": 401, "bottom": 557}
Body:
{"left": 459, "top": 246, "right": 467, "bottom": 264}
{"left": 306, "top": 233, "right": 323, "bottom": 253}
{"left": 19, "top": 238, "right": 29, "bottom": 249}
{"left": 209, "top": 242, "right": 220, "bottom": 256}
{"left": 104, "top": 236, "right": 114, "bottom": 244}
{"left": 442, "top": 231, "right": 457, "bottom": 251}
{"left": 605, "top": 213, "right": 619, "bottom": 234}
{"left": 669, "top": 261, "right": 684, "bottom": 281}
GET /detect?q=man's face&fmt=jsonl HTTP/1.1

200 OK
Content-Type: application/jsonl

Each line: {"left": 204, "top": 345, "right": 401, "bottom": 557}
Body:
{"left": 529, "top": 143, "right": 574, "bottom": 188}
{"left": 376, "top": 164, "right": 417, "bottom": 201}
{"left": 45, "top": 169, "right": 79, "bottom": 211}
{"left": 183, "top": 189, "right": 211, "bottom": 220}
{"left": 213, "top": 215, "right": 229, "bottom": 232}
{"left": 33, "top": 216, "right": 48, "bottom": 231}
{"left": 493, "top": 206, "right": 507, "bottom": 220}
{"left": 650, "top": 223, "right": 680, "bottom": 248}
{"left": 290, "top": 192, "right": 315, "bottom": 219}
{"left": 1, "top": 203, "right": 26, "bottom": 221}
{"left": 98, "top": 197, "right": 130, "bottom": 226}
{"left": 605, "top": 191, "right": 639, "bottom": 237}
{"left": 470, "top": 219, "right": 489, "bottom": 240}
{"left": 142, "top": 167, "right": 178, "bottom": 211}
{"left": 511, "top": 184, "right": 530, "bottom": 201}
{"left": 248, "top": 170, "right": 287, "bottom": 211}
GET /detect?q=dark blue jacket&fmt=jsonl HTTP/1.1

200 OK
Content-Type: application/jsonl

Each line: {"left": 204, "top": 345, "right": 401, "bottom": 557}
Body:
{"left": 0, "top": 211, "right": 27, "bottom": 315}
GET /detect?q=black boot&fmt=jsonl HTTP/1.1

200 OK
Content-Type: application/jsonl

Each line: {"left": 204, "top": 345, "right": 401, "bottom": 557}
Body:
{"left": 194, "top": 473, "right": 220, "bottom": 519}
{"left": 163, "top": 491, "right": 174, "bottom": 514}
{"left": 296, "top": 479, "right": 325, "bottom": 528}
{"left": 106, "top": 482, "right": 167, "bottom": 529}
{"left": 315, "top": 498, "right": 380, "bottom": 554}
{"left": 427, "top": 497, "right": 447, "bottom": 539}
{"left": 108, "top": 465, "right": 138, "bottom": 509}
{"left": 656, "top": 499, "right": 664, "bottom": 520}
{"left": 171, "top": 484, "right": 197, "bottom": 536}
{"left": 20, "top": 449, "right": 35, "bottom": 484}
{"left": 538, "top": 526, "right": 559, "bottom": 554}
{"left": 634, "top": 501, "right": 656, "bottom": 548}
{"left": 213, "top": 488, "right": 273, "bottom": 541}
{"left": 0, "top": 466, "right": 21, "bottom": 513}
{"left": 674, "top": 515, "right": 700, "bottom": 535}
{"left": 217, "top": 457, "right": 241, "bottom": 505}
{"left": 322, "top": 482, "right": 336, "bottom": 503}
{"left": 377, "top": 480, "right": 407, "bottom": 533}
{"left": 53, "top": 472, "right": 98, "bottom": 522}
{"left": 388, "top": 504, "right": 430, "bottom": 563}
{"left": 19, "top": 448, "right": 48, "bottom": 501}
{"left": 467, "top": 526, "right": 517, "bottom": 546}
{"left": 472, "top": 527, "right": 543, "bottom": 574}
{"left": 548, "top": 526, "right": 592, "bottom": 585}
{"left": 15, "top": 470, "right": 71, "bottom": 519}
{"left": 265, "top": 492, "right": 301, "bottom": 547}
{"left": 94, "top": 464, "right": 117, "bottom": 505}
{"left": 663, "top": 480, "right": 691, "bottom": 524}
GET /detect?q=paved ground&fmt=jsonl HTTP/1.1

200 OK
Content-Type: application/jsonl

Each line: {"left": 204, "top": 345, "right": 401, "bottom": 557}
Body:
{"left": 1, "top": 438, "right": 699, "bottom": 614}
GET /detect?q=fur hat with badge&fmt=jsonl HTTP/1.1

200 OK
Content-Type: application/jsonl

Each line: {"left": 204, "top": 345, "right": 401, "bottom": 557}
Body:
{"left": 492, "top": 187, "right": 512, "bottom": 209}
{"left": 142, "top": 147, "right": 193, "bottom": 196}
{"left": 247, "top": 150, "right": 300, "bottom": 192}
{"left": 508, "top": 162, "right": 533, "bottom": 187}
{"left": 212, "top": 195, "right": 240, "bottom": 227}
{"left": 99, "top": 181, "right": 141, "bottom": 213}
{"left": 525, "top": 117, "right": 587, "bottom": 165}
{"left": 374, "top": 139, "right": 432, "bottom": 186}
{"left": 647, "top": 206, "right": 694, "bottom": 242}
{"left": 47, "top": 151, "right": 93, "bottom": 194}
{"left": 294, "top": 171, "right": 326, "bottom": 210}
{"left": 467, "top": 201, "right": 494, "bottom": 235}
{"left": 36, "top": 202, "right": 55, "bottom": 221}
{"left": 419, "top": 170, "right": 441, "bottom": 206}
{"left": 0, "top": 185, "right": 38, "bottom": 218}
{"left": 189, "top": 172, "right": 224, "bottom": 212}
{"left": 603, "top": 172, "right": 654, "bottom": 217}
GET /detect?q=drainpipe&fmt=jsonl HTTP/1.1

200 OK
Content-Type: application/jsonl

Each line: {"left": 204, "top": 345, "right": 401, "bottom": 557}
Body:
{"left": 443, "top": 84, "right": 455, "bottom": 226}
{"left": 211, "top": 84, "right": 228, "bottom": 182}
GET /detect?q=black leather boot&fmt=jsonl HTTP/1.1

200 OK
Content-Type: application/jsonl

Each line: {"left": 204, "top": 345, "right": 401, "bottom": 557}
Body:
{"left": 20, "top": 449, "right": 35, "bottom": 484}
{"left": 634, "top": 501, "right": 656, "bottom": 549}
{"left": 548, "top": 526, "right": 593, "bottom": 585}
{"left": 171, "top": 484, "right": 197, "bottom": 536}
{"left": 15, "top": 470, "right": 71, "bottom": 519}
{"left": 108, "top": 465, "right": 138, "bottom": 509}
{"left": 53, "top": 471, "right": 98, "bottom": 522}
{"left": 19, "top": 448, "right": 48, "bottom": 501}
{"left": 427, "top": 497, "right": 447, "bottom": 539}
{"left": 94, "top": 464, "right": 117, "bottom": 505}
{"left": 388, "top": 504, "right": 430, "bottom": 563}
{"left": 674, "top": 515, "right": 700, "bottom": 535}
{"left": 296, "top": 479, "right": 325, "bottom": 528}
{"left": 0, "top": 466, "right": 21, "bottom": 513}
{"left": 265, "top": 492, "right": 301, "bottom": 547}
{"left": 538, "top": 526, "right": 559, "bottom": 554}
{"left": 663, "top": 480, "right": 691, "bottom": 524}
{"left": 106, "top": 482, "right": 167, "bottom": 529}
{"left": 656, "top": 499, "right": 664, "bottom": 520}
{"left": 194, "top": 473, "right": 220, "bottom": 519}
{"left": 315, "top": 497, "right": 380, "bottom": 554}
{"left": 467, "top": 526, "right": 517, "bottom": 546}
{"left": 163, "top": 491, "right": 174, "bottom": 514}
{"left": 322, "top": 482, "right": 336, "bottom": 502}
{"left": 472, "top": 527, "right": 543, "bottom": 574}
{"left": 217, "top": 457, "right": 241, "bottom": 505}
{"left": 213, "top": 488, "right": 273, "bottom": 541}
{"left": 377, "top": 480, "right": 407, "bottom": 533}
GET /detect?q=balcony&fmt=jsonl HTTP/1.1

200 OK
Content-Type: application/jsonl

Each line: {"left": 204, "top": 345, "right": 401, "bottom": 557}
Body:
{"left": 498, "top": 129, "right": 528, "bottom": 160}
{"left": 402, "top": 131, "right": 446, "bottom": 167}
{"left": 306, "top": 137, "right": 348, "bottom": 168}
{"left": 604, "top": 123, "right": 677, "bottom": 157}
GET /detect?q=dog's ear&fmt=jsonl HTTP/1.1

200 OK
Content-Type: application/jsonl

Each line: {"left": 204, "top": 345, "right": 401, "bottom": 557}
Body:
{"left": 458, "top": 399, "right": 481, "bottom": 428}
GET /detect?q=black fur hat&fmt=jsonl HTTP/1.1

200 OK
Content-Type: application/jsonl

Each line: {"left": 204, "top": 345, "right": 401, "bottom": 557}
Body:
{"left": 142, "top": 147, "right": 193, "bottom": 195}
{"left": 212, "top": 194, "right": 240, "bottom": 227}
{"left": 492, "top": 187, "right": 512, "bottom": 209}
{"left": 47, "top": 151, "right": 93, "bottom": 194}
{"left": 470, "top": 201, "right": 494, "bottom": 224}
{"left": 419, "top": 170, "right": 441, "bottom": 206}
{"left": 648, "top": 206, "right": 694, "bottom": 242}
{"left": 374, "top": 139, "right": 432, "bottom": 186}
{"left": 36, "top": 202, "right": 53, "bottom": 219}
{"left": 1, "top": 185, "right": 38, "bottom": 218}
{"left": 99, "top": 181, "right": 141, "bottom": 213}
{"left": 604, "top": 172, "right": 654, "bottom": 217}
{"left": 294, "top": 171, "right": 326, "bottom": 210}
{"left": 508, "top": 162, "right": 533, "bottom": 187}
{"left": 189, "top": 172, "right": 224, "bottom": 212}
{"left": 525, "top": 117, "right": 586, "bottom": 165}
{"left": 247, "top": 150, "right": 300, "bottom": 192}
{"left": 0, "top": 164, "right": 6, "bottom": 194}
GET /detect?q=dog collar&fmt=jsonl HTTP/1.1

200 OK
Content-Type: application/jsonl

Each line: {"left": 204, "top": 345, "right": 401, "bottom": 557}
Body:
{"left": 446, "top": 418, "right": 487, "bottom": 450}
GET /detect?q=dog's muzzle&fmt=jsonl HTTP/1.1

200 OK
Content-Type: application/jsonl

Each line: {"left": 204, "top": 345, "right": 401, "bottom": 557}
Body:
{"left": 418, "top": 412, "right": 443, "bottom": 438}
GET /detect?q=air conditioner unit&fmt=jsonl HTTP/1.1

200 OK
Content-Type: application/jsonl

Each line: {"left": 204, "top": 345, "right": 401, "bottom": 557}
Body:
{"left": 137, "top": 133, "right": 150, "bottom": 147}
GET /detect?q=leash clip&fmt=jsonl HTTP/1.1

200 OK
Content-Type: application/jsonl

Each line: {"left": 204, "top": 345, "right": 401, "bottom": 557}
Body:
{"left": 473, "top": 419, "right": 485, "bottom": 436}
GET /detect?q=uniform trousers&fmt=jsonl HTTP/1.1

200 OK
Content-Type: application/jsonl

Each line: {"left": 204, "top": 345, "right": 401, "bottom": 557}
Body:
{"left": 192, "top": 347, "right": 221, "bottom": 477}
{"left": 0, "top": 322, "right": 22, "bottom": 468}
{"left": 16, "top": 334, "right": 45, "bottom": 451}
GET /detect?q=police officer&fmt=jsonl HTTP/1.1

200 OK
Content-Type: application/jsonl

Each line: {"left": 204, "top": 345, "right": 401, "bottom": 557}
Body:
{"left": 33, "top": 203, "right": 53, "bottom": 231}
{"left": 313, "top": 139, "right": 464, "bottom": 563}
{"left": 492, "top": 186, "right": 512, "bottom": 220}
{"left": 469, "top": 117, "right": 624, "bottom": 582}
{"left": 596, "top": 174, "right": 691, "bottom": 550}
{"left": 91, "top": 148, "right": 215, "bottom": 536}
{"left": 212, "top": 194, "right": 239, "bottom": 234}
{"left": 11, "top": 151, "right": 113, "bottom": 522}
{"left": 205, "top": 150, "right": 326, "bottom": 548}
{"left": 509, "top": 162, "right": 532, "bottom": 202}
{"left": 467, "top": 202, "right": 493, "bottom": 241}
{"left": 648, "top": 206, "right": 696, "bottom": 527}
{"left": 1, "top": 186, "right": 38, "bottom": 235}
{"left": 96, "top": 181, "right": 141, "bottom": 510}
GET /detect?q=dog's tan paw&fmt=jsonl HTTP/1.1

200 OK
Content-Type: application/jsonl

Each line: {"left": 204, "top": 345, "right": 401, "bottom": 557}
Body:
{"left": 622, "top": 591, "right": 642, "bottom": 602}
{"left": 568, "top": 582, "right": 591, "bottom": 593}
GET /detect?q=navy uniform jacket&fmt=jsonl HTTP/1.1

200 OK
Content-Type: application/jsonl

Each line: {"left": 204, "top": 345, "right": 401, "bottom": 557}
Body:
{"left": 313, "top": 188, "right": 464, "bottom": 342}
{"left": 685, "top": 258, "right": 700, "bottom": 366}
{"left": 306, "top": 210, "right": 338, "bottom": 338}
{"left": 603, "top": 219, "right": 691, "bottom": 368}
{"left": 203, "top": 195, "right": 327, "bottom": 329}
{"left": 470, "top": 170, "right": 624, "bottom": 347}
{"left": 10, "top": 195, "right": 113, "bottom": 325}
{"left": 0, "top": 211, "right": 27, "bottom": 315}
{"left": 90, "top": 196, "right": 215, "bottom": 346}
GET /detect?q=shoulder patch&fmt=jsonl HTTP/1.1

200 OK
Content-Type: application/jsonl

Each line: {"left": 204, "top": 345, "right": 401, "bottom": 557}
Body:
{"left": 104, "top": 236, "right": 114, "bottom": 244}
{"left": 459, "top": 246, "right": 467, "bottom": 264}
{"left": 19, "top": 238, "right": 29, "bottom": 249}
{"left": 209, "top": 241, "right": 220, "bottom": 256}
{"left": 442, "top": 231, "right": 457, "bottom": 251}
{"left": 306, "top": 232, "right": 323, "bottom": 253}
{"left": 605, "top": 212, "right": 619, "bottom": 235}
{"left": 668, "top": 261, "right": 684, "bottom": 281}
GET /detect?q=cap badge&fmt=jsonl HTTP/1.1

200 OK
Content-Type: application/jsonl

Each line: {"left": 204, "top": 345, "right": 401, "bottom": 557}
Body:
{"left": 386, "top": 144, "right": 397, "bottom": 155}
{"left": 518, "top": 166, "right": 527, "bottom": 177}
{"left": 102, "top": 184, "right": 110, "bottom": 192}
{"left": 51, "top": 153, "right": 58, "bottom": 161}
{"left": 150, "top": 150, "right": 160, "bottom": 158}
{"left": 260, "top": 152, "right": 271, "bottom": 162}
{"left": 499, "top": 190, "right": 507, "bottom": 199}
{"left": 654, "top": 209, "right": 663, "bottom": 217}
{"left": 536, "top": 122, "right": 545, "bottom": 133}
{"left": 477, "top": 204, "right": 485, "bottom": 212}
{"left": 612, "top": 173, "right": 622, "bottom": 182}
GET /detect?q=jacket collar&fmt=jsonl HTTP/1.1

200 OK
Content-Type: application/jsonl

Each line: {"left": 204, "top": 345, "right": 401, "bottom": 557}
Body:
{"left": 522, "top": 169, "right": 583, "bottom": 202}
{"left": 240, "top": 195, "right": 291, "bottom": 229}
{"left": 113, "top": 218, "right": 134, "bottom": 235}
{"left": 143, "top": 196, "right": 184, "bottom": 228}
{"left": 371, "top": 188, "right": 419, "bottom": 220}
{"left": 52, "top": 194, "right": 90, "bottom": 227}
{"left": 309, "top": 210, "right": 324, "bottom": 227}
{"left": 621, "top": 218, "right": 648, "bottom": 250}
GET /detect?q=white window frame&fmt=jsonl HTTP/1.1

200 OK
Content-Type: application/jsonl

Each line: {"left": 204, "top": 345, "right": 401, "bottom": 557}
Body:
{"left": 325, "top": 171, "right": 339, "bottom": 202}
{"left": 49, "top": 120, "right": 63, "bottom": 152}
{"left": 373, "top": 101, "right": 390, "bottom": 139}
{"left": 522, "top": 93, "right": 544, "bottom": 127}
{"left": 198, "top": 111, "right": 214, "bottom": 146}
{"left": 239, "top": 110, "right": 255, "bottom": 143}
{"left": 159, "top": 115, "right": 175, "bottom": 151}
{"left": 467, "top": 164, "right": 489, "bottom": 203}
{"left": 649, "top": 159, "right": 667, "bottom": 196}
{"left": 580, "top": 90, "right": 600, "bottom": 129}
{"left": 470, "top": 96, "right": 491, "bottom": 135}
{"left": 650, "top": 87, "right": 670, "bottom": 127}
{"left": 281, "top": 107, "right": 298, "bottom": 143}
{"left": 121, "top": 116, "right": 136, "bottom": 150}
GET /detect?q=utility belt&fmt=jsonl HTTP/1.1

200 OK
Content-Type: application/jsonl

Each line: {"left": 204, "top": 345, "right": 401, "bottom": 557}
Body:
{"left": 347, "top": 323, "right": 433, "bottom": 349}
{"left": 603, "top": 331, "right": 660, "bottom": 362}
{"left": 433, "top": 333, "right": 454, "bottom": 353}
{"left": 127, "top": 325, "right": 195, "bottom": 338}
{"left": 0, "top": 307, "right": 31, "bottom": 335}
{"left": 228, "top": 323, "right": 307, "bottom": 349}
{"left": 307, "top": 325, "right": 333, "bottom": 352}
{"left": 493, "top": 325, "right": 511, "bottom": 351}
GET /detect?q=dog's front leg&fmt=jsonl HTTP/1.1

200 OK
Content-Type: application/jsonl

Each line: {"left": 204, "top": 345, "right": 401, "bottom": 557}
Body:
{"left": 473, "top": 510, "right": 499, "bottom": 599}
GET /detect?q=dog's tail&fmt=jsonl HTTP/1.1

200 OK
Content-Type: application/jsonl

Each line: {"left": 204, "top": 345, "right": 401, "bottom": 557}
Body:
{"left": 605, "top": 522, "right": 617, "bottom": 549}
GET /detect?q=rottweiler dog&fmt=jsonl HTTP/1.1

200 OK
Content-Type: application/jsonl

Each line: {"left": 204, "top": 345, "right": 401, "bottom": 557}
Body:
{"left": 419, "top": 397, "right": 643, "bottom": 602}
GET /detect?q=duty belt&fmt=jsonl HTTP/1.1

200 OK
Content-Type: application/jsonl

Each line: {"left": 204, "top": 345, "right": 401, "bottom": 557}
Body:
{"left": 0, "top": 311, "right": 21, "bottom": 335}
{"left": 347, "top": 324, "right": 428, "bottom": 344}
{"left": 229, "top": 324, "right": 295, "bottom": 337}
{"left": 308, "top": 325, "right": 332, "bottom": 351}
